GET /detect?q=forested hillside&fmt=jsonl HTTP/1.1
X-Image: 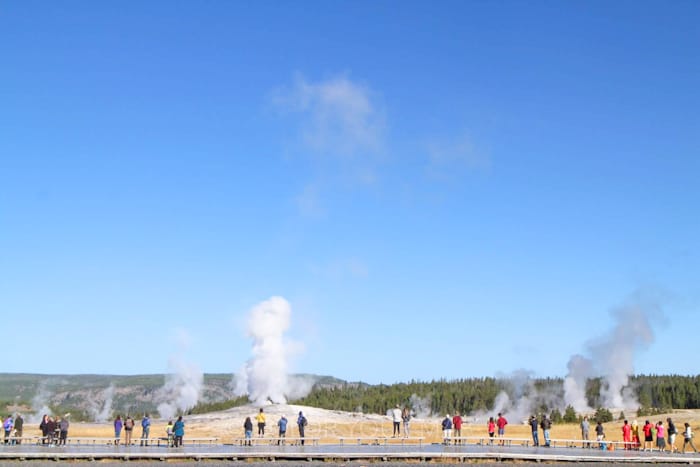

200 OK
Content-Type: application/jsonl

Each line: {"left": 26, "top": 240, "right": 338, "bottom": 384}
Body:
{"left": 292, "top": 375, "right": 700, "bottom": 417}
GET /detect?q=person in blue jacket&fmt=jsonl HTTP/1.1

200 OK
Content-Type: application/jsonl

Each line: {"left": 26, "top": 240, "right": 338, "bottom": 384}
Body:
{"left": 173, "top": 416, "right": 185, "bottom": 447}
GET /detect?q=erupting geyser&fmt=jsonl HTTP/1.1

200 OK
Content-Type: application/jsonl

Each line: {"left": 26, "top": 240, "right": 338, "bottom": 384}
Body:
{"left": 235, "top": 296, "right": 297, "bottom": 405}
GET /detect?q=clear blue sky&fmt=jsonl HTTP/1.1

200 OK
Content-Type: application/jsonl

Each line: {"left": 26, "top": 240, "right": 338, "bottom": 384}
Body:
{"left": 1, "top": 1, "right": 698, "bottom": 384}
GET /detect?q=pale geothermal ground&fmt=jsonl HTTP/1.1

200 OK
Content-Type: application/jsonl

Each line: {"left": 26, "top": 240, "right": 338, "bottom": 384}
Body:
{"left": 43, "top": 404, "right": 700, "bottom": 446}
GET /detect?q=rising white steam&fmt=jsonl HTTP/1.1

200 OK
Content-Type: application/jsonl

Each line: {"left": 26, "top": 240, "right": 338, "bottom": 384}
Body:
{"left": 28, "top": 383, "right": 52, "bottom": 423}
{"left": 234, "top": 296, "right": 305, "bottom": 405}
{"left": 409, "top": 394, "right": 433, "bottom": 418}
{"left": 563, "top": 294, "right": 660, "bottom": 411}
{"left": 88, "top": 384, "right": 115, "bottom": 422}
{"left": 471, "top": 370, "right": 561, "bottom": 423}
{"left": 470, "top": 291, "right": 664, "bottom": 421}
{"left": 157, "top": 329, "right": 204, "bottom": 420}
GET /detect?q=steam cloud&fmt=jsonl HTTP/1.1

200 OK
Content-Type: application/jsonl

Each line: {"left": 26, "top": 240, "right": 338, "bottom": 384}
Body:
{"left": 88, "top": 384, "right": 115, "bottom": 422}
{"left": 28, "top": 383, "right": 52, "bottom": 423}
{"left": 157, "top": 329, "right": 204, "bottom": 420}
{"left": 564, "top": 294, "right": 660, "bottom": 411}
{"left": 471, "top": 291, "right": 664, "bottom": 420}
{"left": 234, "top": 296, "right": 306, "bottom": 405}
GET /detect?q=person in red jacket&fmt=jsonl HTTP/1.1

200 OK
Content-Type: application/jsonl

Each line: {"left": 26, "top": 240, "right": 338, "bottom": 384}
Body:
{"left": 496, "top": 413, "right": 508, "bottom": 445}
{"left": 452, "top": 413, "right": 463, "bottom": 444}
{"left": 622, "top": 419, "right": 632, "bottom": 450}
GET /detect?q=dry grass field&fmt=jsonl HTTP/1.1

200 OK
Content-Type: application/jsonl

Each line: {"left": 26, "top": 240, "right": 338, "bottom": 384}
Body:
{"left": 36, "top": 405, "right": 700, "bottom": 449}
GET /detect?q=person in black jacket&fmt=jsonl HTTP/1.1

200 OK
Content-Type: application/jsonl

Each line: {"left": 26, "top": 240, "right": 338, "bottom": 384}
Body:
{"left": 14, "top": 414, "right": 23, "bottom": 445}
{"left": 667, "top": 418, "right": 678, "bottom": 453}
{"left": 243, "top": 417, "right": 253, "bottom": 446}
{"left": 529, "top": 415, "right": 539, "bottom": 446}
{"left": 540, "top": 414, "right": 552, "bottom": 447}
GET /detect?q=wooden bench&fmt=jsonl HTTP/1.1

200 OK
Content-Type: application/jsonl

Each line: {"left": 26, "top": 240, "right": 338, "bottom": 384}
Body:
{"left": 232, "top": 436, "right": 319, "bottom": 446}
{"left": 452, "top": 436, "right": 532, "bottom": 447}
{"left": 28, "top": 436, "right": 218, "bottom": 446}
{"left": 338, "top": 436, "right": 424, "bottom": 446}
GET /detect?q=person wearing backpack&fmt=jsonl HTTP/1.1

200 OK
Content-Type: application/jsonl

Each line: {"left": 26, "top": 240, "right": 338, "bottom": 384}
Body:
{"left": 297, "top": 411, "right": 307, "bottom": 445}
{"left": 3, "top": 415, "right": 13, "bottom": 444}
{"left": 140, "top": 414, "right": 151, "bottom": 446}
{"left": 124, "top": 416, "right": 135, "bottom": 445}
{"left": 277, "top": 415, "right": 288, "bottom": 445}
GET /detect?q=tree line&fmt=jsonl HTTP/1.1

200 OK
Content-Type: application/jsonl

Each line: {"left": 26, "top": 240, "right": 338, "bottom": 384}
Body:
{"left": 290, "top": 374, "right": 700, "bottom": 418}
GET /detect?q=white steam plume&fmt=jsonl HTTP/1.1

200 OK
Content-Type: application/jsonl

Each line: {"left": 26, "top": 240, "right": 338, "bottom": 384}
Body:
{"left": 88, "top": 384, "right": 115, "bottom": 422}
{"left": 470, "top": 370, "right": 561, "bottom": 424}
{"left": 234, "top": 296, "right": 305, "bottom": 405}
{"left": 564, "top": 292, "right": 662, "bottom": 411}
{"left": 28, "top": 383, "right": 52, "bottom": 423}
{"left": 157, "top": 329, "right": 204, "bottom": 420}
{"left": 409, "top": 394, "right": 432, "bottom": 418}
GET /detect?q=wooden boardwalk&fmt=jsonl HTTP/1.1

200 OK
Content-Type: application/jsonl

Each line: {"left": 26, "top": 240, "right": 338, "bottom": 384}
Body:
{"left": 2, "top": 440, "right": 700, "bottom": 463}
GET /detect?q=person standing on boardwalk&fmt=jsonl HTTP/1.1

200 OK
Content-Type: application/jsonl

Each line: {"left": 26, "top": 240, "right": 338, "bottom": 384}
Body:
{"left": 496, "top": 413, "right": 508, "bottom": 445}
{"left": 277, "top": 415, "right": 288, "bottom": 445}
{"left": 667, "top": 418, "right": 678, "bottom": 453}
{"left": 540, "top": 414, "right": 552, "bottom": 447}
{"left": 58, "top": 416, "right": 69, "bottom": 446}
{"left": 297, "top": 411, "right": 307, "bottom": 445}
{"left": 595, "top": 421, "right": 605, "bottom": 448}
{"left": 488, "top": 416, "right": 497, "bottom": 444}
{"left": 255, "top": 408, "right": 266, "bottom": 437}
{"left": 642, "top": 420, "right": 654, "bottom": 451}
{"left": 39, "top": 414, "right": 49, "bottom": 445}
{"left": 622, "top": 419, "right": 631, "bottom": 449}
{"left": 46, "top": 416, "right": 57, "bottom": 446}
{"left": 452, "top": 413, "right": 463, "bottom": 444}
{"left": 580, "top": 416, "right": 590, "bottom": 448}
{"left": 631, "top": 420, "right": 640, "bottom": 449}
{"left": 173, "top": 416, "right": 185, "bottom": 447}
{"left": 655, "top": 421, "right": 666, "bottom": 452}
{"left": 391, "top": 405, "right": 402, "bottom": 437}
{"left": 243, "top": 417, "right": 253, "bottom": 446}
{"left": 166, "top": 420, "right": 174, "bottom": 447}
{"left": 529, "top": 415, "right": 539, "bottom": 447}
{"left": 140, "top": 414, "right": 151, "bottom": 446}
{"left": 402, "top": 407, "right": 411, "bottom": 438}
{"left": 113, "top": 415, "right": 123, "bottom": 446}
{"left": 14, "top": 414, "right": 23, "bottom": 445}
{"left": 3, "top": 415, "right": 13, "bottom": 444}
{"left": 441, "top": 414, "right": 452, "bottom": 445}
{"left": 124, "top": 416, "right": 135, "bottom": 445}
{"left": 683, "top": 422, "right": 698, "bottom": 453}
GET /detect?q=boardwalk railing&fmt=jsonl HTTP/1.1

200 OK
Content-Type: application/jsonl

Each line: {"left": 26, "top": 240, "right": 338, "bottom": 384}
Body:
{"left": 0, "top": 434, "right": 656, "bottom": 451}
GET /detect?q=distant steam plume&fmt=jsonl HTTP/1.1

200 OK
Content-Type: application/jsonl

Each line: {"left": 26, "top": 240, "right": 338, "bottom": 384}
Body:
{"left": 471, "top": 290, "right": 664, "bottom": 420}
{"left": 157, "top": 329, "right": 204, "bottom": 420}
{"left": 29, "top": 383, "right": 52, "bottom": 423}
{"left": 234, "top": 296, "right": 305, "bottom": 405}
{"left": 88, "top": 384, "right": 115, "bottom": 422}
{"left": 471, "top": 370, "right": 561, "bottom": 423}
{"left": 564, "top": 293, "right": 660, "bottom": 411}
